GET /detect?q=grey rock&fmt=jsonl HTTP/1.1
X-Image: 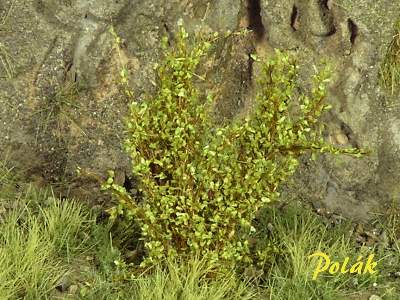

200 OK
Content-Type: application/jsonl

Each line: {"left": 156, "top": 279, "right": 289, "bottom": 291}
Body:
{"left": 260, "top": 0, "right": 400, "bottom": 220}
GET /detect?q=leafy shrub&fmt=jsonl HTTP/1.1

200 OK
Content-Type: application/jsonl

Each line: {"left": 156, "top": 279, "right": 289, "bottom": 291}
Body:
{"left": 103, "top": 23, "right": 364, "bottom": 268}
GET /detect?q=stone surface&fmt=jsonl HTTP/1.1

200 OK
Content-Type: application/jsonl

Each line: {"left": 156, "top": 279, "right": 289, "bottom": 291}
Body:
{"left": 261, "top": 0, "right": 400, "bottom": 220}
{"left": 0, "top": 0, "right": 245, "bottom": 205}
{"left": 0, "top": 0, "right": 400, "bottom": 220}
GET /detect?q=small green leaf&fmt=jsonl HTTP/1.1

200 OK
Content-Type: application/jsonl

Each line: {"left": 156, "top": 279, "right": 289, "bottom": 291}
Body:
{"left": 250, "top": 53, "right": 259, "bottom": 61}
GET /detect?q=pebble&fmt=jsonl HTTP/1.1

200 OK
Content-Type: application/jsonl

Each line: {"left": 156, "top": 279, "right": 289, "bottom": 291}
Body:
{"left": 335, "top": 133, "right": 348, "bottom": 145}
{"left": 369, "top": 295, "right": 382, "bottom": 300}
{"left": 55, "top": 276, "right": 71, "bottom": 292}
{"left": 68, "top": 285, "right": 78, "bottom": 294}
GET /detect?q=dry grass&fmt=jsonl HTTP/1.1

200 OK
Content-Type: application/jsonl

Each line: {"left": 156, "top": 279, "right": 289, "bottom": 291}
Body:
{"left": 0, "top": 43, "right": 15, "bottom": 79}
{"left": 380, "top": 20, "right": 400, "bottom": 95}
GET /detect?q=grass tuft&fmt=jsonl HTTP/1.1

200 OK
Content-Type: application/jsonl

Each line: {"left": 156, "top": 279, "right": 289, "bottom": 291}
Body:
{"left": 256, "top": 204, "right": 380, "bottom": 299}
{"left": 0, "top": 194, "right": 67, "bottom": 299}
{"left": 0, "top": 172, "right": 92, "bottom": 299}
{"left": 131, "top": 257, "right": 258, "bottom": 300}
{"left": 380, "top": 20, "right": 400, "bottom": 95}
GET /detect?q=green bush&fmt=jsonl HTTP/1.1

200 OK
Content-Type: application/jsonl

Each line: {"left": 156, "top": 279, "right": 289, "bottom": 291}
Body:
{"left": 103, "top": 23, "right": 364, "bottom": 268}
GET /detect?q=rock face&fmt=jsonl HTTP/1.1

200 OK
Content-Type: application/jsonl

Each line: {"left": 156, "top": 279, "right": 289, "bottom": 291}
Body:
{"left": 260, "top": 0, "right": 400, "bottom": 220}
{"left": 0, "top": 0, "right": 399, "bottom": 220}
